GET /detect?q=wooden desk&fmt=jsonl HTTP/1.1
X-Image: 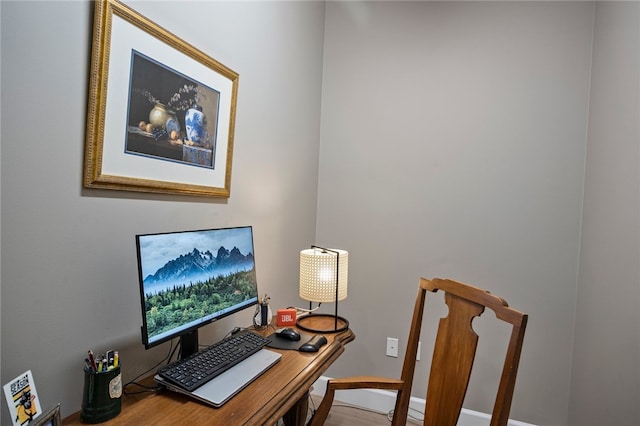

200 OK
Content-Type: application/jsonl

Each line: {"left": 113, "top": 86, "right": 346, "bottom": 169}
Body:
{"left": 63, "top": 323, "right": 354, "bottom": 426}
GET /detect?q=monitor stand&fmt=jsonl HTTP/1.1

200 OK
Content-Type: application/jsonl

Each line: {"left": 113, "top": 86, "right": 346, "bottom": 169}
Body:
{"left": 180, "top": 330, "right": 199, "bottom": 359}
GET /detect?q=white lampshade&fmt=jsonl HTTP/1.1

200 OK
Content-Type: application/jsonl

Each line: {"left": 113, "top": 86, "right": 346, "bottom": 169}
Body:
{"left": 299, "top": 248, "right": 348, "bottom": 302}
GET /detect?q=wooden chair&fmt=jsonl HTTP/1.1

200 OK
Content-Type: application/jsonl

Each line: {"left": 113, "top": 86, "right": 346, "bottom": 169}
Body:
{"left": 309, "top": 277, "right": 528, "bottom": 426}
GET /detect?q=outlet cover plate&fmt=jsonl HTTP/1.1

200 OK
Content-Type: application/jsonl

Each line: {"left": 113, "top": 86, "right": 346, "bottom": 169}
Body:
{"left": 386, "top": 337, "right": 399, "bottom": 357}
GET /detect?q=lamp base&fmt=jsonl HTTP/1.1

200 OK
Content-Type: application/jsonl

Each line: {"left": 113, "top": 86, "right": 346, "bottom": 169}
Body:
{"left": 296, "top": 314, "right": 349, "bottom": 334}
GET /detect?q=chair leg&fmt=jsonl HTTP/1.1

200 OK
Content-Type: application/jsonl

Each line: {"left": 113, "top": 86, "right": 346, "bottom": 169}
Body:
{"left": 308, "top": 386, "right": 337, "bottom": 426}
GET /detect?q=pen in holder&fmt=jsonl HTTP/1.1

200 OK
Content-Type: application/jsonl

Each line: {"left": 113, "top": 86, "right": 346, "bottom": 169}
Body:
{"left": 253, "top": 294, "right": 272, "bottom": 329}
{"left": 81, "top": 364, "right": 122, "bottom": 423}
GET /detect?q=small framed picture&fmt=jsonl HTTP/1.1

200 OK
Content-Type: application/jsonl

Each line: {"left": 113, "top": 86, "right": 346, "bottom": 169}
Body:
{"left": 32, "top": 404, "right": 61, "bottom": 426}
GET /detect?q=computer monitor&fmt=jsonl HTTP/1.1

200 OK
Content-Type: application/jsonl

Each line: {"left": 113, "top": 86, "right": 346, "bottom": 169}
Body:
{"left": 135, "top": 226, "right": 259, "bottom": 359}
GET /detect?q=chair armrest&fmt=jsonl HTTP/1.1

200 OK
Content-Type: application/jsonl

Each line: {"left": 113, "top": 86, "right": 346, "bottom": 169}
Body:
{"left": 309, "top": 377, "right": 404, "bottom": 426}
{"left": 327, "top": 376, "right": 404, "bottom": 391}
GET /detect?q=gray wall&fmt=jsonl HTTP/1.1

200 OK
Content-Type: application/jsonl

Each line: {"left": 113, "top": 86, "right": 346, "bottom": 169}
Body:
{"left": 1, "top": 0, "right": 325, "bottom": 423}
{"left": 314, "top": 2, "right": 630, "bottom": 426}
{"left": 569, "top": 2, "right": 640, "bottom": 425}
{"left": 2, "top": 2, "right": 639, "bottom": 426}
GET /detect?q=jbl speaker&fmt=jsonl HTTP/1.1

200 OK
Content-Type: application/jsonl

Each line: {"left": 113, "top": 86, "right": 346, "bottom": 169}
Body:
{"left": 277, "top": 308, "right": 297, "bottom": 326}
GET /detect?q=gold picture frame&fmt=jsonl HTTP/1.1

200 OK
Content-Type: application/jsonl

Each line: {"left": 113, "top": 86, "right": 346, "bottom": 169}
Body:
{"left": 84, "top": 0, "right": 239, "bottom": 197}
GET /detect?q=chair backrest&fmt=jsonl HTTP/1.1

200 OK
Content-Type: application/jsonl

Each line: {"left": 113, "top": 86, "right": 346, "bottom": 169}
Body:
{"left": 393, "top": 278, "right": 528, "bottom": 426}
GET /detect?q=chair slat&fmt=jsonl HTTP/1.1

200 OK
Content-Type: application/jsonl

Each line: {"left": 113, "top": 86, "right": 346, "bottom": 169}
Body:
{"left": 424, "top": 293, "right": 485, "bottom": 426}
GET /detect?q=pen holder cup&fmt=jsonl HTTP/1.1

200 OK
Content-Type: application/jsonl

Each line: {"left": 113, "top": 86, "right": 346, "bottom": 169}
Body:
{"left": 81, "top": 365, "right": 122, "bottom": 423}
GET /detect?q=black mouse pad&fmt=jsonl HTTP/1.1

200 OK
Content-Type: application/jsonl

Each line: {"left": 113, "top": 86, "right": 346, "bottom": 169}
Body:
{"left": 266, "top": 331, "right": 315, "bottom": 351}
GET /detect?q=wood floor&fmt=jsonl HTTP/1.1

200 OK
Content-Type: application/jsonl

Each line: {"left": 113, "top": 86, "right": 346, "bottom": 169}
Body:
{"left": 305, "top": 395, "right": 419, "bottom": 426}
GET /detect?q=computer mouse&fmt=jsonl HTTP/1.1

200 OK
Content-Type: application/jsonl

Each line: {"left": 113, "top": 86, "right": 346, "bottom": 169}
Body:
{"left": 299, "top": 335, "right": 328, "bottom": 352}
{"left": 276, "top": 327, "right": 301, "bottom": 341}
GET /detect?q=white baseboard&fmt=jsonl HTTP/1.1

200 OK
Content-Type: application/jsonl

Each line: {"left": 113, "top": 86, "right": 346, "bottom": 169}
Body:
{"left": 310, "top": 376, "right": 535, "bottom": 426}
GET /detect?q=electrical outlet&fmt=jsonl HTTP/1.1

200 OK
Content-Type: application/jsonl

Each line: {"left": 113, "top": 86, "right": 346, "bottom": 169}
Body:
{"left": 386, "top": 337, "right": 399, "bottom": 358}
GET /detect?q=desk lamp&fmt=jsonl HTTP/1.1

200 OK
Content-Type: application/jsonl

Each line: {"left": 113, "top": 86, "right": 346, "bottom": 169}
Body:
{"left": 296, "top": 246, "right": 349, "bottom": 333}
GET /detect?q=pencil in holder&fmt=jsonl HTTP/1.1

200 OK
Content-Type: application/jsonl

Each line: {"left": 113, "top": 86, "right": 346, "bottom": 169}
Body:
{"left": 81, "top": 365, "right": 122, "bottom": 423}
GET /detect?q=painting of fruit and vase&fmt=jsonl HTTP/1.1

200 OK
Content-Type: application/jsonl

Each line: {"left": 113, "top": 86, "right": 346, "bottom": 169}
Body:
{"left": 126, "top": 51, "right": 221, "bottom": 169}
{"left": 83, "top": 0, "right": 238, "bottom": 198}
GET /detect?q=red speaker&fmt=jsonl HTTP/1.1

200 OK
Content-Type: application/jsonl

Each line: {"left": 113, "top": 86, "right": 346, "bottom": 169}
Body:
{"left": 277, "top": 309, "right": 297, "bottom": 326}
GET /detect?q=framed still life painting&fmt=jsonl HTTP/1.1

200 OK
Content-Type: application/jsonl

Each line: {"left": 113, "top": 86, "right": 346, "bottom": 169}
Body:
{"left": 84, "top": 0, "right": 239, "bottom": 197}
